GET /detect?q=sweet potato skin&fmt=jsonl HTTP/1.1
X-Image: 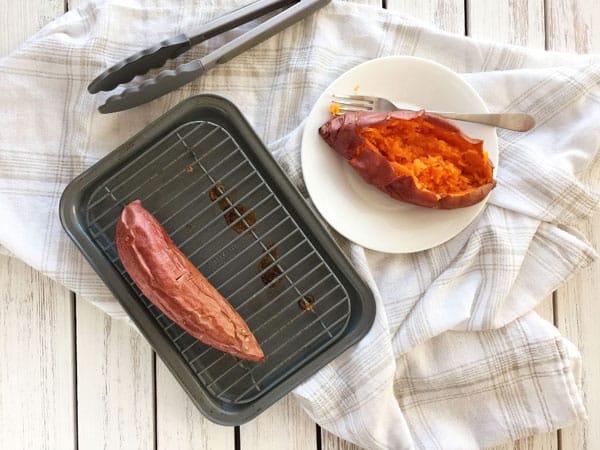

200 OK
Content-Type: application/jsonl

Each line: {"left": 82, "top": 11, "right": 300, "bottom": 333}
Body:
{"left": 115, "top": 200, "right": 264, "bottom": 362}
{"left": 319, "top": 110, "right": 496, "bottom": 209}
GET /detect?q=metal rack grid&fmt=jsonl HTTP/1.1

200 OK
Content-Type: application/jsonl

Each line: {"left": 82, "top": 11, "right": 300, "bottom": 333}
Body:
{"left": 84, "top": 120, "right": 352, "bottom": 404}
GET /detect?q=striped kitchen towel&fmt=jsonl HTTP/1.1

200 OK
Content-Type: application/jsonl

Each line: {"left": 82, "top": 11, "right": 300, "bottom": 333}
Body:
{"left": 0, "top": 0, "right": 599, "bottom": 448}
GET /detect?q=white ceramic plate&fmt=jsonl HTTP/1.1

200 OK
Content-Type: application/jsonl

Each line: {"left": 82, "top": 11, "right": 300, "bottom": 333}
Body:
{"left": 301, "top": 56, "right": 498, "bottom": 253}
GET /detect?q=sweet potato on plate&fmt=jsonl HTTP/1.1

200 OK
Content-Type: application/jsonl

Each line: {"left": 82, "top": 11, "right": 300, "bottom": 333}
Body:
{"left": 318, "top": 110, "right": 496, "bottom": 209}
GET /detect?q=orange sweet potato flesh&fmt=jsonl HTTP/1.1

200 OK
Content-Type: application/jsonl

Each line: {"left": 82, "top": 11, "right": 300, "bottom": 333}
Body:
{"left": 116, "top": 200, "right": 264, "bottom": 362}
{"left": 319, "top": 110, "right": 496, "bottom": 209}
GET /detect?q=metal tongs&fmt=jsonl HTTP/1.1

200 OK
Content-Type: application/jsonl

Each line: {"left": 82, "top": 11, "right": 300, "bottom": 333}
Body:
{"left": 88, "top": 0, "right": 330, "bottom": 113}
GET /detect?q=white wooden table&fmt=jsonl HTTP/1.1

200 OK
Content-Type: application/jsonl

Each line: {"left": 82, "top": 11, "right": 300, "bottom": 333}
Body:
{"left": 1, "top": 1, "right": 598, "bottom": 449}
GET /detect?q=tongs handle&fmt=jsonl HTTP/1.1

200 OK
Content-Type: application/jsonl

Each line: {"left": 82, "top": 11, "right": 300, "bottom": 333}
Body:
{"left": 203, "top": 0, "right": 329, "bottom": 68}
{"left": 89, "top": 0, "right": 295, "bottom": 94}
{"left": 97, "top": 0, "right": 330, "bottom": 113}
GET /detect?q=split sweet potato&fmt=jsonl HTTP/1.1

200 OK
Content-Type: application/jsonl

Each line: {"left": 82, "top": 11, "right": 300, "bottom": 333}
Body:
{"left": 319, "top": 110, "right": 496, "bottom": 209}
{"left": 116, "top": 200, "right": 264, "bottom": 362}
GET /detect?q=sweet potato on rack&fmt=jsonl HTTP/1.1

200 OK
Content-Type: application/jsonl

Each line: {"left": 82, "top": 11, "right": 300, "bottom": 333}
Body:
{"left": 319, "top": 110, "right": 496, "bottom": 209}
{"left": 116, "top": 200, "right": 264, "bottom": 362}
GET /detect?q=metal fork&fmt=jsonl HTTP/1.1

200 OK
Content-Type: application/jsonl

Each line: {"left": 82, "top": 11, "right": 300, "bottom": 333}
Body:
{"left": 331, "top": 94, "right": 536, "bottom": 132}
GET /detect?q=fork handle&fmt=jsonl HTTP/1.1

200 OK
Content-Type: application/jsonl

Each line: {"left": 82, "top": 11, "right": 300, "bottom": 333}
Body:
{"left": 428, "top": 111, "right": 536, "bottom": 132}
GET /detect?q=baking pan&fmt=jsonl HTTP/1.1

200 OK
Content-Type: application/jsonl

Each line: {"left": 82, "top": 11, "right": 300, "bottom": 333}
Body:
{"left": 59, "top": 94, "right": 375, "bottom": 425}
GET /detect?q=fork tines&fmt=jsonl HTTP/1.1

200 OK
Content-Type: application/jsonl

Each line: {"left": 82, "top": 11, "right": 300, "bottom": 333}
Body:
{"left": 330, "top": 94, "right": 374, "bottom": 113}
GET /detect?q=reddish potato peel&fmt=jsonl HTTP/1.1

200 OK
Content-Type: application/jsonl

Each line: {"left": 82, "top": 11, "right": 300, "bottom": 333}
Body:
{"left": 319, "top": 110, "right": 496, "bottom": 209}
{"left": 116, "top": 200, "right": 264, "bottom": 362}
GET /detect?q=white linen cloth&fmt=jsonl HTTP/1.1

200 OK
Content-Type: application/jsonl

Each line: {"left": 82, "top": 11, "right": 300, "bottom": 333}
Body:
{"left": 1, "top": 1, "right": 599, "bottom": 448}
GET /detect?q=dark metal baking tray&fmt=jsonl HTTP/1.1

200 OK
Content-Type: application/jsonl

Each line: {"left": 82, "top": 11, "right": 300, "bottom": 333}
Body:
{"left": 59, "top": 94, "right": 375, "bottom": 425}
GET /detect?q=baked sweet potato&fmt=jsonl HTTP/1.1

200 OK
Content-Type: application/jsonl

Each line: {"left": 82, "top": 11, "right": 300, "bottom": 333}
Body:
{"left": 319, "top": 110, "right": 496, "bottom": 209}
{"left": 116, "top": 200, "right": 264, "bottom": 362}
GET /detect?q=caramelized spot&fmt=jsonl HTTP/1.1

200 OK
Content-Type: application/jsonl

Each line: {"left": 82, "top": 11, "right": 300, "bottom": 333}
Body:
{"left": 298, "top": 295, "right": 315, "bottom": 311}
{"left": 258, "top": 243, "right": 282, "bottom": 287}
{"left": 225, "top": 206, "right": 256, "bottom": 233}
{"left": 209, "top": 182, "right": 225, "bottom": 202}
{"left": 209, "top": 182, "right": 256, "bottom": 234}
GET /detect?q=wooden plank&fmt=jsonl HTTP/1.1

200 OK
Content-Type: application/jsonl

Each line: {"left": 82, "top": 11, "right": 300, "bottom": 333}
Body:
{"left": 467, "top": 2, "right": 556, "bottom": 450}
{"left": 321, "top": 430, "right": 364, "bottom": 450}
{"left": 320, "top": 2, "right": 464, "bottom": 450}
{"left": 465, "top": 0, "right": 556, "bottom": 324}
{"left": 545, "top": 0, "right": 600, "bottom": 54}
{"left": 545, "top": 2, "right": 600, "bottom": 450}
{"left": 155, "top": 358, "right": 235, "bottom": 450}
{"left": 0, "top": 2, "right": 73, "bottom": 449}
{"left": 63, "top": 2, "right": 310, "bottom": 449}
{"left": 0, "top": 0, "right": 65, "bottom": 54}
{"left": 322, "top": 0, "right": 557, "bottom": 448}
{"left": 320, "top": 3, "right": 461, "bottom": 449}
{"left": 467, "top": 0, "right": 545, "bottom": 47}
{"left": 233, "top": 0, "right": 404, "bottom": 450}
{"left": 64, "top": 0, "right": 157, "bottom": 447}
{"left": 75, "top": 299, "right": 155, "bottom": 450}
{"left": 344, "top": 0, "right": 381, "bottom": 7}
{"left": 0, "top": 255, "right": 76, "bottom": 450}
{"left": 386, "top": 0, "right": 465, "bottom": 34}
{"left": 64, "top": 0, "right": 157, "bottom": 446}
{"left": 239, "top": 394, "right": 318, "bottom": 450}
{"left": 63, "top": 2, "right": 154, "bottom": 446}
{"left": 321, "top": 0, "right": 463, "bottom": 448}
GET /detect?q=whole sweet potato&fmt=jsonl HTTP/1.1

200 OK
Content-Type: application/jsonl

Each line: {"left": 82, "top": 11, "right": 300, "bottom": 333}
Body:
{"left": 319, "top": 110, "right": 496, "bottom": 209}
{"left": 116, "top": 200, "right": 264, "bottom": 362}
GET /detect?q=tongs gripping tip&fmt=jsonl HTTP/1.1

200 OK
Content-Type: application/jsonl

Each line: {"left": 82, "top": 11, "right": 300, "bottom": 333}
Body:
{"left": 89, "top": 0, "right": 329, "bottom": 113}
{"left": 88, "top": 35, "right": 191, "bottom": 94}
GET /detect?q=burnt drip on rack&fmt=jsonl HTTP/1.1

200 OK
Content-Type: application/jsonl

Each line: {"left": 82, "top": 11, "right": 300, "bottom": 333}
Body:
{"left": 298, "top": 294, "right": 315, "bottom": 312}
{"left": 258, "top": 242, "right": 282, "bottom": 288}
{"left": 226, "top": 205, "right": 256, "bottom": 234}
{"left": 209, "top": 181, "right": 319, "bottom": 312}
{"left": 209, "top": 182, "right": 256, "bottom": 233}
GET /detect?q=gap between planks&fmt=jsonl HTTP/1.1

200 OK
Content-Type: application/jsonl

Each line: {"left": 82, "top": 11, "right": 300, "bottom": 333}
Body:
{"left": 71, "top": 292, "right": 79, "bottom": 450}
